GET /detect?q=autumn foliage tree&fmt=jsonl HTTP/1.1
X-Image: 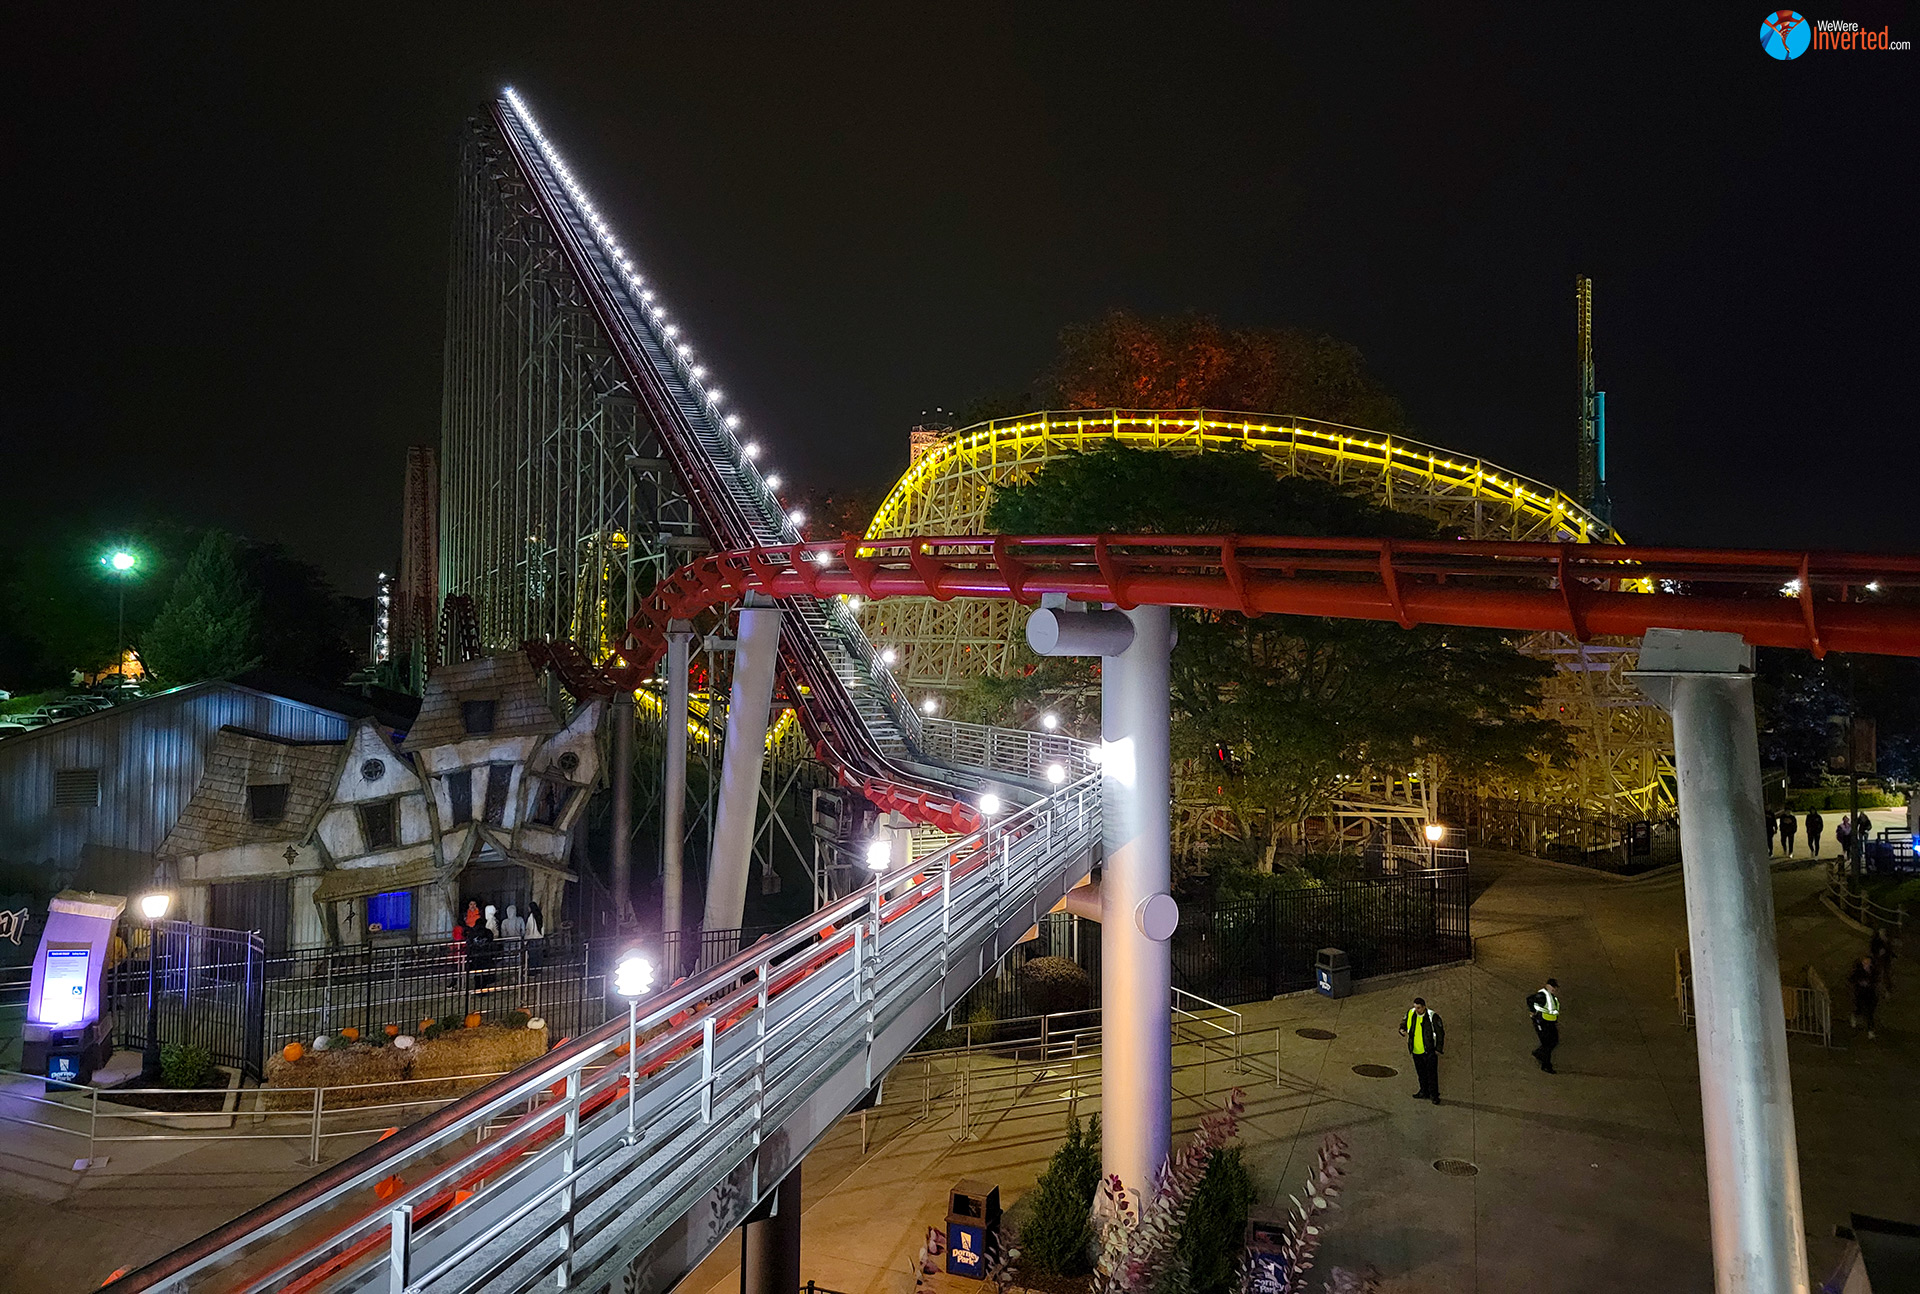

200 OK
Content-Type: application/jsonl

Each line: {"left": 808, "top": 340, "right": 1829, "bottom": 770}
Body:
{"left": 1043, "top": 309, "right": 1408, "bottom": 431}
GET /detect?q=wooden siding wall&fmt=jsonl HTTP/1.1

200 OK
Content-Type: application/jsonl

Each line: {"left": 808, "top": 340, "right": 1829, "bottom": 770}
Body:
{"left": 0, "top": 685, "right": 352, "bottom": 892}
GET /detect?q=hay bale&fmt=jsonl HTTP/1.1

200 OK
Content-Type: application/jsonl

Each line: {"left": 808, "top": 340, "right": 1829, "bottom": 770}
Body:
{"left": 404, "top": 1025, "right": 550, "bottom": 1103}
{"left": 262, "top": 1044, "right": 412, "bottom": 1111}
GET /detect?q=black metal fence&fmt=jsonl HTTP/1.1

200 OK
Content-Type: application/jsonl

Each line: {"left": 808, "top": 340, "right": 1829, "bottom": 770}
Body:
{"left": 957, "top": 868, "right": 1472, "bottom": 1018}
{"left": 114, "top": 919, "right": 267, "bottom": 1080}
{"left": 258, "top": 936, "right": 608, "bottom": 1061}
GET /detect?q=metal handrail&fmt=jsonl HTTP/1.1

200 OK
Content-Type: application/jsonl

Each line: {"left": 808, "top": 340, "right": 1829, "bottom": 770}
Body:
{"left": 111, "top": 772, "right": 1102, "bottom": 1293}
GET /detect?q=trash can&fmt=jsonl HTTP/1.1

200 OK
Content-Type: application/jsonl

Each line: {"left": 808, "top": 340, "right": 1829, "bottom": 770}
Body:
{"left": 1315, "top": 948, "right": 1351, "bottom": 999}
{"left": 945, "top": 1178, "right": 1001, "bottom": 1276}
{"left": 1245, "top": 1205, "right": 1290, "bottom": 1289}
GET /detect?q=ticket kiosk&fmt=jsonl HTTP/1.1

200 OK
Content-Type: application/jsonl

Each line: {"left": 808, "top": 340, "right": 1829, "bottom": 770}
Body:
{"left": 22, "top": 891, "right": 126, "bottom": 1085}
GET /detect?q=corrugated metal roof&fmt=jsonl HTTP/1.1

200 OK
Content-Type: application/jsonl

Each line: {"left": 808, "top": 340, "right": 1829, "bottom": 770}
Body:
{"left": 0, "top": 683, "right": 353, "bottom": 887}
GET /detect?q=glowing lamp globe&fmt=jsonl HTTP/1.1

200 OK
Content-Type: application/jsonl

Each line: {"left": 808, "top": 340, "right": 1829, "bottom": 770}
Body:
{"left": 613, "top": 953, "right": 655, "bottom": 999}
{"left": 139, "top": 892, "right": 171, "bottom": 921}
{"left": 1045, "top": 764, "right": 1067, "bottom": 786}
{"left": 108, "top": 551, "right": 136, "bottom": 573}
{"left": 1423, "top": 822, "right": 1446, "bottom": 844}
{"left": 1040, "top": 712, "right": 1060, "bottom": 731}
{"left": 865, "top": 839, "right": 891, "bottom": 872}
{"left": 978, "top": 792, "right": 1002, "bottom": 816}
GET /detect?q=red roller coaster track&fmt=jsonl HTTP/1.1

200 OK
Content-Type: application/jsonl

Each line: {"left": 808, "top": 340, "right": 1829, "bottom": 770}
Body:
{"left": 597, "top": 533, "right": 1920, "bottom": 678}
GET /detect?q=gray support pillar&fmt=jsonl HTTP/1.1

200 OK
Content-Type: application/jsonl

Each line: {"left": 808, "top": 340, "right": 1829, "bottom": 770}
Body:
{"left": 1631, "top": 629, "right": 1809, "bottom": 1294}
{"left": 661, "top": 622, "right": 694, "bottom": 939}
{"left": 704, "top": 598, "right": 783, "bottom": 935}
{"left": 1099, "top": 604, "right": 1176, "bottom": 1202}
{"left": 610, "top": 692, "right": 635, "bottom": 927}
{"left": 740, "top": 1168, "right": 801, "bottom": 1294}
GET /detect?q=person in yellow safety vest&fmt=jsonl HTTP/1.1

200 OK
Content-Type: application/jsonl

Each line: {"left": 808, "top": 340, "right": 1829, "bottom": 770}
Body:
{"left": 1527, "top": 978, "right": 1561, "bottom": 1073}
{"left": 1399, "top": 997, "right": 1445, "bottom": 1104}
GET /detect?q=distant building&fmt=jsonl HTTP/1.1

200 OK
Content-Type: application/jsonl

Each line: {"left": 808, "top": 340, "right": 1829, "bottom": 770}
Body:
{"left": 909, "top": 416, "right": 955, "bottom": 467}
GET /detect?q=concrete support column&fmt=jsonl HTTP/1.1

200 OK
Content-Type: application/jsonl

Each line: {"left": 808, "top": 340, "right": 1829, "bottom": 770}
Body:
{"left": 610, "top": 691, "right": 635, "bottom": 927}
{"left": 1099, "top": 603, "right": 1175, "bottom": 1202}
{"left": 661, "top": 622, "right": 694, "bottom": 939}
{"left": 1632, "top": 628, "right": 1809, "bottom": 1294}
{"left": 740, "top": 1168, "right": 801, "bottom": 1294}
{"left": 704, "top": 597, "right": 783, "bottom": 935}
{"left": 1026, "top": 600, "right": 1177, "bottom": 1201}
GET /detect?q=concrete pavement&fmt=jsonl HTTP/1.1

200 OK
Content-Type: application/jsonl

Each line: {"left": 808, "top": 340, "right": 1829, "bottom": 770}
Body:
{"left": 683, "top": 848, "right": 1917, "bottom": 1294}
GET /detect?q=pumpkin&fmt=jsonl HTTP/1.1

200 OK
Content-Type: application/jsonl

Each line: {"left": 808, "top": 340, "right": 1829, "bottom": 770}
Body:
{"left": 340, "top": 1026, "right": 360, "bottom": 1041}
{"left": 420, "top": 1017, "right": 436, "bottom": 1033}
{"left": 465, "top": 1012, "right": 483, "bottom": 1029}
{"left": 384, "top": 1023, "right": 400, "bottom": 1038}
{"left": 282, "top": 1042, "right": 305, "bottom": 1063}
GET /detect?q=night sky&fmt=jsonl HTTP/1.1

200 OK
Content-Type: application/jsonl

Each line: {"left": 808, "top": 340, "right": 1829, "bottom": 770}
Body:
{"left": 3, "top": 5, "right": 1914, "bottom": 593}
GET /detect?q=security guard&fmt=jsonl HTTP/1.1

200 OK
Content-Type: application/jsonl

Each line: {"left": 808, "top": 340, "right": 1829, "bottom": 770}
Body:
{"left": 1527, "top": 978, "right": 1562, "bottom": 1073}
{"left": 1399, "top": 997, "right": 1445, "bottom": 1104}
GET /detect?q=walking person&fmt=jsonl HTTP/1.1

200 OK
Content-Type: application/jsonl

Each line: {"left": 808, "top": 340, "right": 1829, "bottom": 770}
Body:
{"left": 1779, "top": 811, "right": 1798, "bottom": 858}
{"left": 1399, "top": 997, "right": 1446, "bottom": 1104}
{"left": 1836, "top": 814, "right": 1854, "bottom": 864}
{"left": 1807, "top": 808, "right": 1825, "bottom": 858}
{"left": 1870, "top": 927, "right": 1896, "bottom": 995}
{"left": 1766, "top": 812, "right": 1778, "bottom": 856}
{"left": 1527, "top": 978, "right": 1562, "bottom": 1073}
{"left": 1848, "top": 954, "right": 1878, "bottom": 1039}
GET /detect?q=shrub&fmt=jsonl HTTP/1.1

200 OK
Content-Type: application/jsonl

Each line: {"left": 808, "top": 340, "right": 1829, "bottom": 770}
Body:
{"left": 1020, "top": 1113, "right": 1103, "bottom": 1274}
{"left": 1018, "top": 956, "right": 1093, "bottom": 1017}
{"left": 159, "top": 1041, "right": 217, "bottom": 1089}
{"left": 1177, "top": 1146, "right": 1256, "bottom": 1294}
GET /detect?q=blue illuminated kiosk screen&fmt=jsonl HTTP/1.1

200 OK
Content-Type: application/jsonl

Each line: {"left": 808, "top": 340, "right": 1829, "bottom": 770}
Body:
{"left": 40, "top": 947, "right": 91, "bottom": 1028}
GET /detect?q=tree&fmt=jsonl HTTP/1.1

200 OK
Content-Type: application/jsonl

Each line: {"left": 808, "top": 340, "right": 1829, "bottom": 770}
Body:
{"left": 984, "top": 446, "right": 1566, "bottom": 873}
{"left": 1019, "top": 1113, "right": 1104, "bottom": 1275}
{"left": 1042, "top": 309, "right": 1407, "bottom": 432}
{"left": 139, "top": 531, "right": 263, "bottom": 684}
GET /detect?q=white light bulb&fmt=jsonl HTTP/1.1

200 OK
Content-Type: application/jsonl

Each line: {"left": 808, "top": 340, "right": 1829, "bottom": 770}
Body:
{"left": 866, "top": 839, "right": 892, "bottom": 872}
{"left": 880, "top": 647, "right": 898, "bottom": 666}
{"left": 979, "top": 793, "right": 1002, "bottom": 815}
{"left": 743, "top": 440, "right": 759, "bottom": 457}
{"left": 663, "top": 324, "right": 679, "bottom": 338}
{"left": 765, "top": 474, "right": 782, "bottom": 490}
{"left": 789, "top": 509, "right": 807, "bottom": 526}
{"left": 812, "top": 550, "right": 832, "bottom": 566}
{"left": 691, "top": 365, "right": 707, "bottom": 380}
{"left": 708, "top": 389, "right": 723, "bottom": 403}
{"left": 614, "top": 953, "right": 655, "bottom": 998}
{"left": 1045, "top": 764, "right": 1067, "bottom": 785}
{"left": 846, "top": 596, "right": 863, "bottom": 612}
{"left": 728, "top": 415, "right": 743, "bottom": 431}
{"left": 1040, "top": 712, "right": 1060, "bottom": 731}
{"left": 921, "top": 696, "right": 940, "bottom": 715}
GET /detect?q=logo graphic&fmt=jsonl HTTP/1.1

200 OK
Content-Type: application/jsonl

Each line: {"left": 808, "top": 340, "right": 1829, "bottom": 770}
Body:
{"left": 1761, "top": 10, "right": 1812, "bottom": 58}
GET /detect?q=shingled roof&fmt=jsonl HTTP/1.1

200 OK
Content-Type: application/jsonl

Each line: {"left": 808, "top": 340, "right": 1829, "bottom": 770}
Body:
{"left": 158, "top": 727, "right": 344, "bottom": 857}
{"left": 399, "top": 653, "right": 559, "bottom": 753}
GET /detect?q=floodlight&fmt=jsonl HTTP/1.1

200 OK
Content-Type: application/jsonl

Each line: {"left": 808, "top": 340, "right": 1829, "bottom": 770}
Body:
{"left": 614, "top": 953, "right": 655, "bottom": 998}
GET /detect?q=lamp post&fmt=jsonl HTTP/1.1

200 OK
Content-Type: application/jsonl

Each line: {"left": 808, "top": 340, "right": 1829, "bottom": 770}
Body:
{"left": 1423, "top": 821, "right": 1445, "bottom": 868}
{"left": 138, "top": 891, "right": 170, "bottom": 1081}
{"left": 102, "top": 549, "right": 137, "bottom": 686}
{"left": 613, "top": 952, "right": 654, "bottom": 1144}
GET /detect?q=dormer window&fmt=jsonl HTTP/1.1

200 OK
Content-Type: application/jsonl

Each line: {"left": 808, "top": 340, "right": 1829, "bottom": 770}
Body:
{"left": 461, "top": 700, "right": 497, "bottom": 735}
{"left": 248, "top": 784, "right": 291, "bottom": 823}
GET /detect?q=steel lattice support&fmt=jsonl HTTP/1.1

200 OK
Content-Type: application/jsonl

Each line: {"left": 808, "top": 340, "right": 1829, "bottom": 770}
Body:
{"left": 440, "top": 115, "right": 699, "bottom": 662}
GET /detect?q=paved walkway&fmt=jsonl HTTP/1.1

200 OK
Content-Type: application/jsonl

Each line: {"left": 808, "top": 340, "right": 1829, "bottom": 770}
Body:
{"left": 682, "top": 847, "right": 1917, "bottom": 1294}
